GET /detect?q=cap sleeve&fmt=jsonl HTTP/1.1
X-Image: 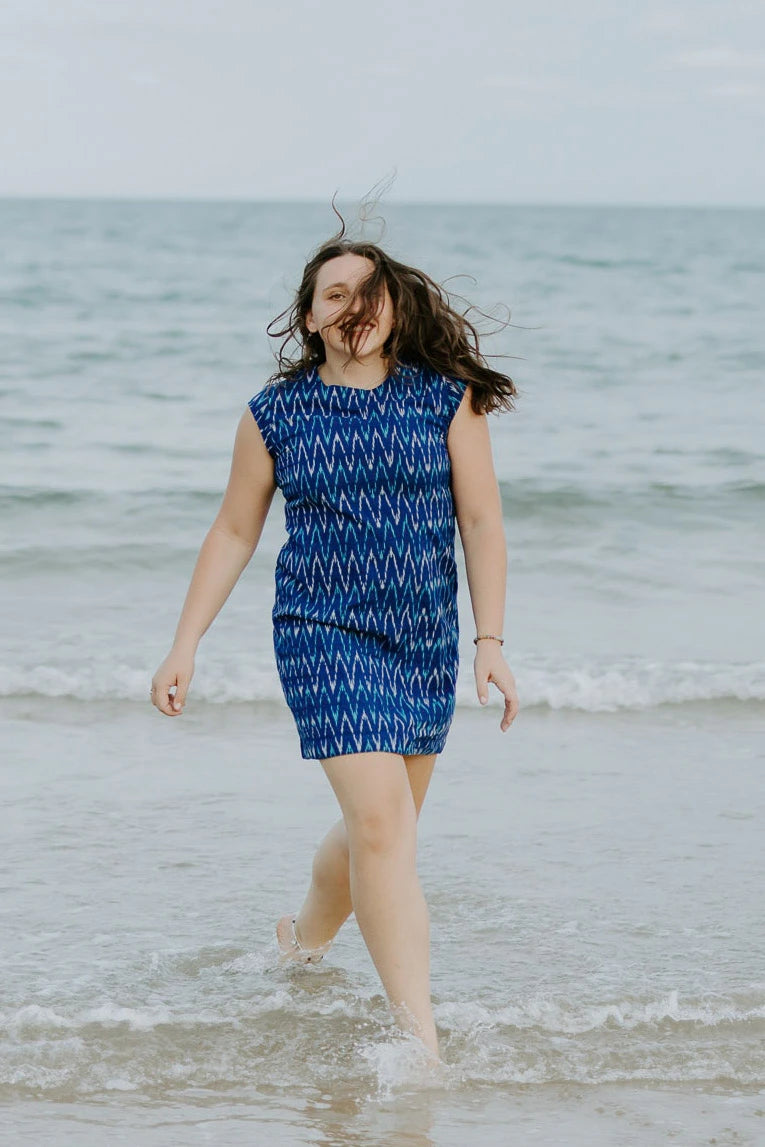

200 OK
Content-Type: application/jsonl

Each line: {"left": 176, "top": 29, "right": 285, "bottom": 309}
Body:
{"left": 440, "top": 374, "right": 468, "bottom": 434}
{"left": 248, "top": 384, "right": 279, "bottom": 459}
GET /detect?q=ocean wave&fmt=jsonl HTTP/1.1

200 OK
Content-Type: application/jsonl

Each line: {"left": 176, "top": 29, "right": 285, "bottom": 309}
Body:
{"left": 1, "top": 986, "right": 762, "bottom": 1096}
{"left": 3, "top": 986, "right": 762, "bottom": 1040}
{"left": 436, "top": 988, "right": 765, "bottom": 1035}
{"left": 2, "top": 477, "right": 765, "bottom": 516}
{"left": 0, "top": 485, "right": 222, "bottom": 509}
{"left": 0, "top": 656, "right": 762, "bottom": 709}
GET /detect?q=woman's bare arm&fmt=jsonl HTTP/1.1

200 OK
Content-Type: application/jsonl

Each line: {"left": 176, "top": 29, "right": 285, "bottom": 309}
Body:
{"left": 150, "top": 409, "right": 276, "bottom": 716}
{"left": 448, "top": 388, "right": 519, "bottom": 729}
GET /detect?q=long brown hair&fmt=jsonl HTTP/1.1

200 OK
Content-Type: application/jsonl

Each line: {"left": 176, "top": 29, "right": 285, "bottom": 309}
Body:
{"left": 265, "top": 202, "right": 519, "bottom": 416}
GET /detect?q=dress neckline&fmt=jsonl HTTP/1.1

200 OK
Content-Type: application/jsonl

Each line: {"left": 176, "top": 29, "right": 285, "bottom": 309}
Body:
{"left": 309, "top": 362, "right": 394, "bottom": 396}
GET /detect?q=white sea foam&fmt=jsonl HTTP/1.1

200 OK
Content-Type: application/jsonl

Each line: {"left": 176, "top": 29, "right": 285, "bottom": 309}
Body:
{"left": 1, "top": 656, "right": 762, "bottom": 709}
{"left": 3, "top": 988, "right": 762, "bottom": 1041}
{"left": 435, "top": 989, "right": 765, "bottom": 1035}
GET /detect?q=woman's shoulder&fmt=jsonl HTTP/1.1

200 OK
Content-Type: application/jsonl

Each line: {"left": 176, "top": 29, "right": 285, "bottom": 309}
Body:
{"left": 406, "top": 357, "right": 466, "bottom": 385}
{"left": 247, "top": 369, "right": 307, "bottom": 455}
{"left": 249, "top": 367, "right": 309, "bottom": 408}
{"left": 405, "top": 359, "right": 467, "bottom": 422}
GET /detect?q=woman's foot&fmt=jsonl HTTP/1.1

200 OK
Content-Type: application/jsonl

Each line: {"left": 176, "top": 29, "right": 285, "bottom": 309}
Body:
{"left": 276, "top": 914, "right": 334, "bottom": 965}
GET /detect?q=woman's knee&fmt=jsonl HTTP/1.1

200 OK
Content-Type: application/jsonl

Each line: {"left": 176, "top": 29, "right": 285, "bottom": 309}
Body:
{"left": 346, "top": 797, "right": 417, "bottom": 856}
{"left": 321, "top": 751, "right": 417, "bottom": 857}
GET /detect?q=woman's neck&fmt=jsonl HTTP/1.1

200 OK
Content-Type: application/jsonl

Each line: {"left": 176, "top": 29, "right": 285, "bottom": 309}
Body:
{"left": 317, "top": 350, "right": 391, "bottom": 390}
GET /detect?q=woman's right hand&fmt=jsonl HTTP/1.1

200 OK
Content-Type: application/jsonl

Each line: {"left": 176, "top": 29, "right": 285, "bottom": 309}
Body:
{"left": 150, "top": 647, "right": 195, "bottom": 716}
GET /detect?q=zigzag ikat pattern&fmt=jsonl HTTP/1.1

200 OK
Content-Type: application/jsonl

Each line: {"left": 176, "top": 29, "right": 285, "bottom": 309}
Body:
{"left": 248, "top": 360, "right": 467, "bottom": 760}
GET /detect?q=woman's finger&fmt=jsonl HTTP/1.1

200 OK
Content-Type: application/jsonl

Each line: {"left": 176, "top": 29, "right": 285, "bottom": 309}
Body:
{"left": 486, "top": 671, "right": 519, "bottom": 730}
{"left": 500, "top": 692, "right": 519, "bottom": 730}
{"left": 153, "top": 678, "right": 178, "bottom": 716}
{"left": 172, "top": 677, "right": 190, "bottom": 712}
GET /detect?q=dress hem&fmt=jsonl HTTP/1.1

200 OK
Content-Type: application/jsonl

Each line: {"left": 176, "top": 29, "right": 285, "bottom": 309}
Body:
{"left": 299, "top": 729, "right": 450, "bottom": 761}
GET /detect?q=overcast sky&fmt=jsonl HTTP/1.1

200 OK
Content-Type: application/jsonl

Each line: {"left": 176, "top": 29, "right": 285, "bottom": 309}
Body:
{"left": 1, "top": 0, "right": 763, "bottom": 205}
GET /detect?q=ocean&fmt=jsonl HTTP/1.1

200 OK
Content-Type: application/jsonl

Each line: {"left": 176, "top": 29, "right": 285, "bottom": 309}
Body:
{"left": 1, "top": 197, "right": 763, "bottom": 1144}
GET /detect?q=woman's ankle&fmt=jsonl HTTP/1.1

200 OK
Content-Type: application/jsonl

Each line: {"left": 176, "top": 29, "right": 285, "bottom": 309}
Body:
{"left": 294, "top": 904, "right": 347, "bottom": 950}
{"left": 296, "top": 865, "right": 353, "bottom": 942}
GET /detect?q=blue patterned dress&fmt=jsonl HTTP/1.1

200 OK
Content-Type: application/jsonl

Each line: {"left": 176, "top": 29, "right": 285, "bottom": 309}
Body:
{"left": 248, "top": 359, "right": 467, "bottom": 761}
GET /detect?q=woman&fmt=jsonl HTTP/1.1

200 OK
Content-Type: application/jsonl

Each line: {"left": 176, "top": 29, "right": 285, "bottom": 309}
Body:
{"left": 150, "top": 225, "right": 520, "bottom": 1065}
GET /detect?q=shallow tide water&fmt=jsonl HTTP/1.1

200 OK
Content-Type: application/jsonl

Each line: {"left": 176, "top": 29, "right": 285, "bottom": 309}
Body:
{"left": 2, "top": 701, "right": 764, "bottom": 1143}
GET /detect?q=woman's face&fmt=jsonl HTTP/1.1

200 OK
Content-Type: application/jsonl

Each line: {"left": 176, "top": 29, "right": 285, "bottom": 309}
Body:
{"left": 306, "top": 254, "right": 395, "bottom": 358}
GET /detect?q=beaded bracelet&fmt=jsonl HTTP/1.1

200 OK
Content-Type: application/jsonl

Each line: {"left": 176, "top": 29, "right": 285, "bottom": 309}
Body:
{"left": 473, "top": 634, "right": 504, "bottom": 645}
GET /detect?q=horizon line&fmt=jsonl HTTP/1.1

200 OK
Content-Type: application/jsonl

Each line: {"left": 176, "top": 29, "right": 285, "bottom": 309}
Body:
{"left": 0, "top": 193, "right": 762, "bottom": 211}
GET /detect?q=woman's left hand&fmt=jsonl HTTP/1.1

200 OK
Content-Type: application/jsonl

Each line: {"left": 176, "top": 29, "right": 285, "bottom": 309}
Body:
{"left": 474, "top": 643, "right": 519, "bottom": 732}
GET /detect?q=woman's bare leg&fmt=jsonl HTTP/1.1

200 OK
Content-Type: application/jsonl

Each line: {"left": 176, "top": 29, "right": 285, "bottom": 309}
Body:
{"left": 317, "top": 750, "right": 440, "bottom": 1061}
{"left": 293, "top": 753, "right": 436, "bottom": 950}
